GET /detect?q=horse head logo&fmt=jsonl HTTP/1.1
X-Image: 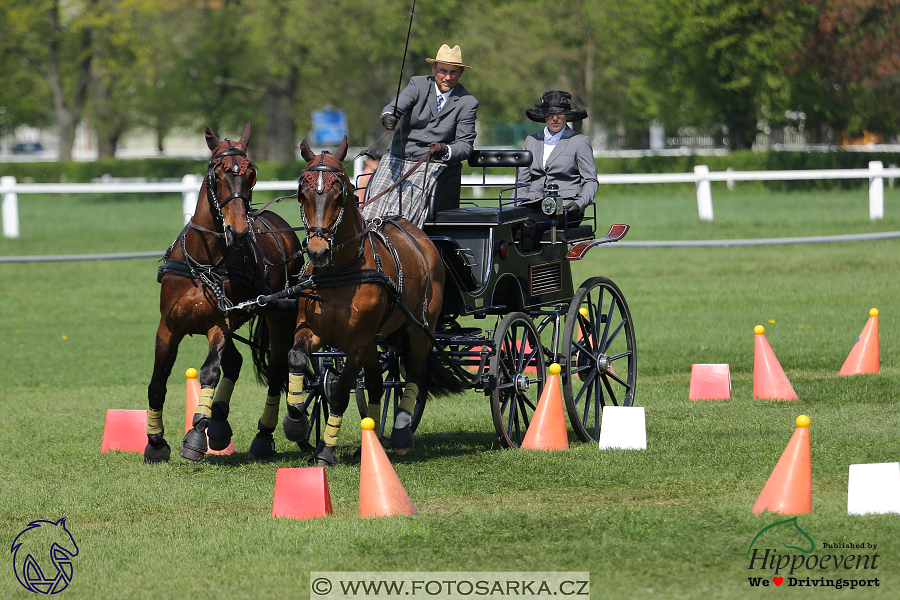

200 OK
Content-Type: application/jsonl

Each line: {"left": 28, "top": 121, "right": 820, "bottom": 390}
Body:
{"left": 747, "top": 516, "right": 814, "bottom": 557}
{"left": 11, "top": 518, "right": 79, "bottom": 594}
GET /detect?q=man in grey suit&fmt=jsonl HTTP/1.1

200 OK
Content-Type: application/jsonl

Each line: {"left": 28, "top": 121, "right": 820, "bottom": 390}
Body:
{"left": 515, "top": 91, "right": 599, "bottom": 251}
{"left": 361, "top": 44, "right": 479, "bottom": 227}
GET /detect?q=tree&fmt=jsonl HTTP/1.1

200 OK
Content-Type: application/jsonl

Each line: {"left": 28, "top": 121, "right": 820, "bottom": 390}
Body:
{"left": 780, "top": 0, "right": 900, "bottom": 138}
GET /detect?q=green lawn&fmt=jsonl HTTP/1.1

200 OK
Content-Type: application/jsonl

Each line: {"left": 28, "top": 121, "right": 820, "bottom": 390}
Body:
{"left": 1, "top": 187, "right": 899, "bottom": 599}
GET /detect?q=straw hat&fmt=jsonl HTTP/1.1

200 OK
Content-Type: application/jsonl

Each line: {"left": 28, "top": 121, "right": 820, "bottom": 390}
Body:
{"left": 426, "top": 44, "right": 472, "bottom": 69}
{"left": 526, "top": 91, "right": 588, "bottom": 122}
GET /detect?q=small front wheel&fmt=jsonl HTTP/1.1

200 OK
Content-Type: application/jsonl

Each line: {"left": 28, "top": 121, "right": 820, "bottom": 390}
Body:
{"left": 561, "top": 277, "right": 636, "bottom": 443}
{"left": 489, "top": 312, "right": 547, "bottom": 448}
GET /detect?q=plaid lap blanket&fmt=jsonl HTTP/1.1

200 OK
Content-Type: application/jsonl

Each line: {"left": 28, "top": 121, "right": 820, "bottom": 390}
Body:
{"left": 360, "top": 153, "right": 445, "bottom": 228}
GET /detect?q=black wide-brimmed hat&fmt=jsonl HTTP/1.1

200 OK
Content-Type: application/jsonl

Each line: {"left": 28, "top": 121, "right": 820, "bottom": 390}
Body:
{"left": 526, "top": 91, "right": 588, "bottom": 123}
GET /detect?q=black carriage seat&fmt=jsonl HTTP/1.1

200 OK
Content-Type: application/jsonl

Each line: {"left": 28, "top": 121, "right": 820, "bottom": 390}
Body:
{"left": 425, "top": 150, "right": 533, "bottom": 226}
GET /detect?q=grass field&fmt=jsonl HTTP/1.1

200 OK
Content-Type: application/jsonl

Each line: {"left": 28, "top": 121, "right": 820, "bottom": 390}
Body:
{"left": 1, "top": 185, "right": 899, "bottom": 599}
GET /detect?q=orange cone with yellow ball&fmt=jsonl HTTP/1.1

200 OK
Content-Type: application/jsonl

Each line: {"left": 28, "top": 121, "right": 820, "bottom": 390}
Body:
{"left": 520, "top": 363, "right": 569, "bottom": 451}
{"left": 359, "top": 418, "right": 417, "bottom": 517}
{"left": 839, "top": 308, "right": 879, "bottom": 376}
{"left": 753, "top": 326, "right": 798, "bottom": 401}
{"left": 184, "top": 368, "right": 236, "bottom": 456}
{"left": 752, "top": 415, "right": 812, "bottom": 515}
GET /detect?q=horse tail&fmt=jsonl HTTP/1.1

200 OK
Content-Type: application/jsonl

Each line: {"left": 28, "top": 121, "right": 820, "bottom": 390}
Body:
{"left": 422, "top": 346, "right": 469, "bottom": 398}
{"left": 248, "top": 315, "right": 271, "bottom": 388}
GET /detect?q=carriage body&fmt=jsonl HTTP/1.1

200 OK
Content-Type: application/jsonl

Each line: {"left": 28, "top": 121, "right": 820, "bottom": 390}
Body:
{"left": 369, "top": 149, "right": 636, "bottom": 448}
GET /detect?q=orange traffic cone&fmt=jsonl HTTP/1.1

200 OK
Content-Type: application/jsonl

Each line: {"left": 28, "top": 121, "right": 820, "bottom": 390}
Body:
{"left": 101, "top": 409, "right": 148, "bottom": 453}
{"left": 752, "top": 415, "right": 812, "bottom": 515}
{"left": 272, "top": 467, "right": 333, "bottom": 519}
{"left": 753, "top": 326, "right": 798, "bottom": 400}
{"left": 359, "top": 418, "right": 417, "bottom": 517}
{"left": 184, "top": 368, "right": 237, "bottom": 455}
{"left": 521, "top": 363, "right": 569, "bottom": 450}
{"left": 839, "top": 308, "right": 879, "bottom": 375}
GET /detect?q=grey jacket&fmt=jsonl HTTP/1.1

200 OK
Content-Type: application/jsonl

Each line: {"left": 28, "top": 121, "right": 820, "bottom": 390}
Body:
{"left": 516, "top": 127, "right": 599, "bottom": 211}
{"left": 383, "top": 75, "right": 479, "bottom": 162}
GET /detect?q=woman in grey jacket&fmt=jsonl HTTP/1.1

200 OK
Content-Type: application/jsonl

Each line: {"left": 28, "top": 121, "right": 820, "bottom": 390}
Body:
{"left": 515, "top": 91, "right": 598, "bottom": 251}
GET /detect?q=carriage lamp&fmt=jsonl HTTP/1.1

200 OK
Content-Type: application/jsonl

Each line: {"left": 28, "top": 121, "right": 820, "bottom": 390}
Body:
{"left": 543, "top": 184, "right": 561, "bottom": 244}
{"left": 541, "top": 184, "right": 561, "bottom": 216}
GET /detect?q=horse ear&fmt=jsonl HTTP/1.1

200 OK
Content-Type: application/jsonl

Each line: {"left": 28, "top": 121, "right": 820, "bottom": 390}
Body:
{"left": 335, "top": 135, "right": 348, "bottom": 161}
{"left": 205, "top": 126, "right": 218, "bottom": 150}
{"left": 300, "top": 138, "right": 314, "bottom": 162}
{"left": 239, "top": 121, "right": 252, "bottom": 146}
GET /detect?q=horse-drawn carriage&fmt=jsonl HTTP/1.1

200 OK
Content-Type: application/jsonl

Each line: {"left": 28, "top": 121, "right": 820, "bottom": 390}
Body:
{"left": 147, "top": 125, "right": 635, "bottom": 465}
{"left": 293, "top": 146, "right": 636, "bottom": 453}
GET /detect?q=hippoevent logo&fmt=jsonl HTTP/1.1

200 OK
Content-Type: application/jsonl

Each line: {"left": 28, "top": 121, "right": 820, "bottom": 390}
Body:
{"left": 10, "top": 518, "right": 79, "bottom": 594}
{"left": 746, "top": 517, "right": 880, "bottom": 590}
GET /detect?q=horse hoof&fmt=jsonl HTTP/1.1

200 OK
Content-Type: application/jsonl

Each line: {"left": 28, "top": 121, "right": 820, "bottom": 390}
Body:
{"left": 143, "top": 439, "right": 171, "bottom": 463}
{"left": 247, "top": 432, "right": 277, "bottom": 461}
{"left": 308, "top": 441, "right": 336, "bottom": 467}
{"left": 181, "top": 428, "right": 207, "bottom": 461}
{"left": 282, "top": 410, "right": 310, "bottom": 443}
{"left": 179, "top": 446, "right": 205, "bottom": 462}
{"left": 390, "top": 426, "right": 414, "bottom": 455}
{"left": 207, "top": 404, "right": 232, "bottom": 451}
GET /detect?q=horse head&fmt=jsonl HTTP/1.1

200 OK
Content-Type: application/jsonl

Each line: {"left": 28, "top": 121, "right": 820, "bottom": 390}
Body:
{"left": 204, "top": 122, "right": 257, "bottom": 249}
{"left": 297, "top": 136, "right": 352, "bottom": 267}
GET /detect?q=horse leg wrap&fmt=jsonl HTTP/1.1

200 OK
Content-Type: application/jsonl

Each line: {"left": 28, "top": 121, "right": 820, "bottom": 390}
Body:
{"left": 390, "top": 383, "right": 417, "bottom": 454}
{"left": 193, "top": 387, "right": 215, "bottom": 426}
{"left": 259, "top": 394, "right": 280, "bottom": 430}
{"left": 323, "top": 414, "right": 342, "bottom": 447}
{"left": 147, "top": 408, "right": 164, "bottom": 437}
{"left": 367, "top": 403, "right": 384, "bottom": 438}
{"left": 207, "top": 380, "right": 234, "bottom": 451}
{"left": 395, "top": 383, "right": 419, "bottom": 429}
{"left": 282, "top": 373, "right": 309, "bottom": 443}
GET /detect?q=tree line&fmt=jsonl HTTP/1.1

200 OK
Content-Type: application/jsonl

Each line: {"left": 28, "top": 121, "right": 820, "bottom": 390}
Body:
{"left": 1, "top": 0, "right": 898, "bottom": 161}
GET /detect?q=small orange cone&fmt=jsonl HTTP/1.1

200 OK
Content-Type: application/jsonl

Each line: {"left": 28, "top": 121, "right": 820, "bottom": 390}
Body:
{"left": 272, "top": 467, "right": 333, "bottom": 519}
{"left": 359, "top": 418, "right": 417, "bottom": 517}
{"left": 753, "top": 326, "right": 798, "bottom": 400}
{"left": 184, "top": 368, "right": 236, "bottom": 455}
{"left": 839, "top": 308, "right": 879, "bottom": 375}
{"left": 521, "top": 363, "right": 569, "bottom": 450}
{"left": 101, "top": 409, "right": 148, "bottom": 453}
{"left": 689, "top": 364, "right": 732, "bottom": 400}
{"left": 752, "top": 415, "right": 812, "bottom": 515}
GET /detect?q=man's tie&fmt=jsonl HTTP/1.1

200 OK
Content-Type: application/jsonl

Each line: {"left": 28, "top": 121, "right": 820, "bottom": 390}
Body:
{"left": 436, "top": 94, "right": 444, "bottom": 113}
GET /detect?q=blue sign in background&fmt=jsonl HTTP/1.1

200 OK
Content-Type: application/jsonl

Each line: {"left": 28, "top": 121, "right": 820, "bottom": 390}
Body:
{"left": 311, "top": 107, "right": 348, "bottom": 146}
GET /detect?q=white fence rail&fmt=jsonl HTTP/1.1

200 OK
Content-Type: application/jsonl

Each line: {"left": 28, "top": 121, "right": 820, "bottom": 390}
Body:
{"left": 2, "top": 162, "right": 898, "bottom": 238}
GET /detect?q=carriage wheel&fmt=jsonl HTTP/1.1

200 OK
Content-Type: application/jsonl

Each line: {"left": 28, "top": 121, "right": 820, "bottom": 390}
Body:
{"left": 561, "top": 277, "right": 636, "bottom": 443}
{"left": 354, "top": 346, "right": 425, "bottom": 436}
{"left": 299, "top": 350, "right": 342, "bottom": 451}
{"left": 490, "top": 312, "right": 547, "bottom": 448}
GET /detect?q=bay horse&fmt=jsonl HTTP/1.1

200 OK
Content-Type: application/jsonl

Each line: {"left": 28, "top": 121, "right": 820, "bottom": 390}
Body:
{"left": 145, "top": 122, "right": 306, "bottom": 463}
{"left": 289, "top": 137, "right": 464, "bottom": 466}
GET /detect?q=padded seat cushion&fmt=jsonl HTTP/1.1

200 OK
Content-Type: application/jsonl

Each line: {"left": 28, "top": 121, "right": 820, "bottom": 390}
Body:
{"left": 428, "top": 206, "right": 529, "bottom": 226}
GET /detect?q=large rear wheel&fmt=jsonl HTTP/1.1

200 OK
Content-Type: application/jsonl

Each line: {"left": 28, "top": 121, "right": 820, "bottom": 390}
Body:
{"left": 561, "top": 277, "right": 636, "bottom": 443}
{"left": 489, "top": 312, "right": 546, "bottom": 448}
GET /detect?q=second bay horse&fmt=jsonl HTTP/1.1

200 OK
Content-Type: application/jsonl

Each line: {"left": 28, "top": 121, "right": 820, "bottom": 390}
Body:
{"left": 287, "top": 137, "right": 464, "bottom": 466}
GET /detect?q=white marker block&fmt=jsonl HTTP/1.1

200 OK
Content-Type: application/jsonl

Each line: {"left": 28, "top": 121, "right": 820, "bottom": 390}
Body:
{"left": 598, "top": 406, "right": 646, "bottom": 450}
{"left": 848, "top": 462, "right": 900, "bottom": 515}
